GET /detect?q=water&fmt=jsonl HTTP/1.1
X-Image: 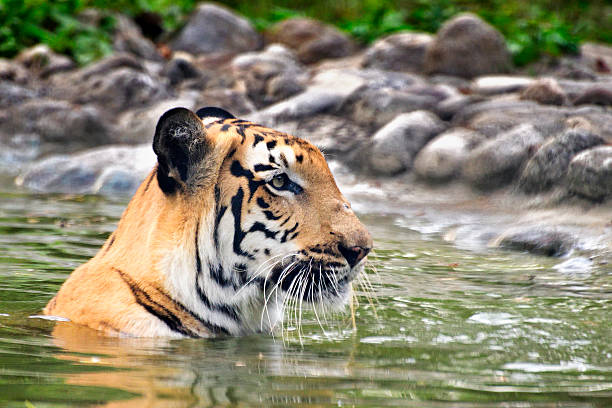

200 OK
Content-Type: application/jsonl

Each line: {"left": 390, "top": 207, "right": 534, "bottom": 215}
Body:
{"left": 0, "top": 175, "right": 611, "bottom": 407}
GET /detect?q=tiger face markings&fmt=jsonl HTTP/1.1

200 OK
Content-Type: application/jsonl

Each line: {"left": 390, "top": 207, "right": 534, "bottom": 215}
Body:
{"left": 44, "top": 106, "right": 372, "bottom": 337}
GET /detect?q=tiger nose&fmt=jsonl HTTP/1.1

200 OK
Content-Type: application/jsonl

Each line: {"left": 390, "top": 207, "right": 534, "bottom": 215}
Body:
{"left": 338, "top": 244, "right": 371, "bottom": 268}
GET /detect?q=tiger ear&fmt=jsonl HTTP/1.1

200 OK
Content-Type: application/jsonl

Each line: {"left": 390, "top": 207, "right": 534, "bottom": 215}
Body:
{"left": 153, "top": 107, "right": 211, "bottom": 194}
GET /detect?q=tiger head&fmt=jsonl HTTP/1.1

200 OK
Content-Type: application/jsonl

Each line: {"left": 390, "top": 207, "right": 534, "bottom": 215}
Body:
{"left": 153, "top": 107, "right": 372, "bottom": 334}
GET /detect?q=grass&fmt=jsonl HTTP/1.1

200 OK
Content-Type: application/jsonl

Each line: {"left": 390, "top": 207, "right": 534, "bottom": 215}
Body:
{"left": 0, "top": 0, "right": 611, "bottom": 66}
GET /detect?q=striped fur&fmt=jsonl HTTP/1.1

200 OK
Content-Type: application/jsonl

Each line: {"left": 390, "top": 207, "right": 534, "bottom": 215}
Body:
{"left": 44, "top": 107, "right": 372, "bottom": 337}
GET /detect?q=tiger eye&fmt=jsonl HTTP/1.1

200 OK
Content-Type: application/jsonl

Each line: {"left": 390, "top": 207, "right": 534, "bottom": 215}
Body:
{"left": 271, "top": 174, "right": 285, "bottom": 189}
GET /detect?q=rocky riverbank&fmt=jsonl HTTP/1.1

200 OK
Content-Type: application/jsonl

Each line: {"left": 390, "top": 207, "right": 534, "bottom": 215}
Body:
{"left": 1, "top": 3, "right": 611, "bottom": 259}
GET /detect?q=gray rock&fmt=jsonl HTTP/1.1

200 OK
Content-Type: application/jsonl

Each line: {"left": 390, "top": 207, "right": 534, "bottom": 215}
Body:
{"left": 171, "top": 3, "right": 262, "bottom": 55}
{"left": 361, "top": 110, "right": 446, "bottom": 175}
{"left": 573, "top": 84, "right": 612, "bottom": 106}
{"left": 0, "top": 82, "right": 37, "bottom": 108}
{"left": 0, "top": 59, "right": 29, "bottom": 83}
{"left": 0, "top": 133, "right": 41, "bottom": 174}
{"left": 231, "top": 44, "right": 306, "bottom": 107}
{"left": 495, "top": 226, "right": 575, "bottom": 257}
{"left": 567, "top": 146, "right": 612, "bottom": 201}
{"left": 471, "top": 76, "right": 534, "bottom": 95}
{"left": 163, "top": 55, "right": 202, "bottom": 86}
{"left": 520, "top": 77, "right": 567, "bottom": 106}
{"left": 435, "top": 94, "right": 485, "bottom": 121}
{"left": 196, "top": 88, "right": 256, "bottom": 117}
{"left": 462, "top": 124, "right": 543, "bottom": 189}
{"left": 580, "top": 42, "right": 612, "bottom": 74}
{"left": 414, "top": 128, "right": 484, "bottom": 182}
{"left": 424, "top": 13, "right": 512, "bottom": 78}
{"left": 267, "top": 18, "right": 355, "bottom": 64}
{"left": 15, "top": 44, "right": 75, "bottom": 77}
{"left": 0, "top": 99, "right": 115, "bottom": 150}
{"left": 519, "top": 128, "right": 604, "bottom": 193}
{"left": 113, "top": 15, "right": 163, "bottom": 61}
{"left": 16, "top": 145, "right": 156, "bottom": 195}
{"left": 361, "top": 32, "right": 433, "bottom": 72}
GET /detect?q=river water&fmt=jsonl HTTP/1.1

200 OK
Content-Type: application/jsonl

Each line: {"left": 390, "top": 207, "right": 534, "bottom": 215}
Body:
{"left": 0, "top": 165, "right": 610, "bottom": 407}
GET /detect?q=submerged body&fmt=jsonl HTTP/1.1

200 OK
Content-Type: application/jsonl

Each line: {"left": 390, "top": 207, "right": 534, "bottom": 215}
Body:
{"left": 44, "top": 107, "right": 372, "bottom": 337}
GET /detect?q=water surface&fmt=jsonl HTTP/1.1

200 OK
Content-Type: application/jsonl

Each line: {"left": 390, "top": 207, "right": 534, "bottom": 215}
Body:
{"left": 0, "top": 177, "right": 610, "bottom": 407}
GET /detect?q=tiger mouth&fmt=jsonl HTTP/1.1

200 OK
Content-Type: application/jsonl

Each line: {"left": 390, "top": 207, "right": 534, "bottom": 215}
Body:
{"left": 265, "top": 257, "right": 358, "bottom": 303}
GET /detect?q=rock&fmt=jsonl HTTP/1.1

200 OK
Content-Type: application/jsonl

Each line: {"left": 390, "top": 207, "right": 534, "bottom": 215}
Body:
{"left": 453, "top": 99, "right": 567, "bottom": 139}
{"left": 360, "top": 110, "right": 446, "bottom": 175}
{"left": 162, "top": 55, "right": 202, "bottom": 86}
{"left": 424, "top": 13, "right": 511, "bottom": 78}
{"left": 413, "top": 128, "right": 484, "bottom": 182}
{"left": 196, "top": 88, "right": 256, "bottom": 117}
{"left": 566, "top": 146, "right": 612, "bottom": 201}
{"left": 0, "top": 133, "right": 41, "bottom": 174}
{"left": 170, "top": 3, "right": 262, "bottom": 55}
{"left": 573, "top": 84, "right": 612, "bottom": 106}
{"left": 15, "top": 44, "right": 75, "bottom": 77}
{"left": 472, "top": 76, "right": 534, "bottom": 95}
{"left": 231, "top": 44, "right": 306, "bottom": 107}
{"left": 117, "top": 95, "right": 199, "bottom": 144}
{"left": 16, "top": 145, "right": 156, "bottom": 195}
{"left": 283, "top": 115, "right": 369, "bottom": 157}
{"left": 495, "top": 226, "right": 575, "bottom": 256}
{"left": 580, "top": 42, "right": 612, "bottom": 74}
{"left": 0, "top": 59, "right": 29, "bottom": 83}
{"left": 462, "top": 124, "right": 543, "bottom": 190}
{"left": 0, "top": 82, "right": 37, "bottom": 108}
{"left": 518, "top": 128, "right": 604, "bottom": 193}
{"left": 520, "top": 77, "right": 567, "bottom": 106}
{"left": 267, "top": 18, "right": 355, "bottom": 64}
{"left": 435, "top": 94, "right": 485, "bottom": 121}
{"left": 361, "top": 32, "right": 433, "bottom": 72}
{"left": 0, "top": 99, "right": 115, "bottom": 151}
{"left": 113, "top": 15, "right": 163, "bottom": 61}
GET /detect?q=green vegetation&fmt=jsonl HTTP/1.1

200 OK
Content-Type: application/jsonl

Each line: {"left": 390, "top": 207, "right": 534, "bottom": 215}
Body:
{"left": 1, "top": 0, "right": 611, "bottom": 66}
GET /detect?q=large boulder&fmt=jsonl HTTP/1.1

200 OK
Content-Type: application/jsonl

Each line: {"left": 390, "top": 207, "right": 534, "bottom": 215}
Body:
{"left": 170, "top": 3, "right": 262, "bottom": 55}
{"left": 424, "top": 13, "right": 511, "bottom": 78}
{"left": 518, "top": 128, "right": 604, "bottom": 193}
{"left": 413, "top": 128, "right": 484, "bottom": 182}
{"left": 266, "top": 18, "right": 355, "bottom": 64}
{"left": 16, "top": 145, "right": 156, "bottom": 195}
{"left": 462, "top": 124, "right": 543, "bottom": 190}
{"left": 361, "top": 32, "right": 433, "bottom": 72}
{"left": 566, "top": 146, "right": 612, "bottom": 201}
{"left": 357, "top": 110, "right": 446, "bottom": 175}
{"left": 112, "top": 15, "right": 163, "bottom": 61}
{"left": 494, "top": 226, "right": 575, "bottom": 257}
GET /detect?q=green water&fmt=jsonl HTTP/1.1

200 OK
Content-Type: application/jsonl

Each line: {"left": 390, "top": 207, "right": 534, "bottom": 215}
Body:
{"left": 0, "top": 190, "right": 610, "bottom": 407}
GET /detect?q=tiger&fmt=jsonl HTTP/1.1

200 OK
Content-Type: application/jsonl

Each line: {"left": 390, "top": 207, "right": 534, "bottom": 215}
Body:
{"left": 44, "top": 106, "right": 372, "bottom": 338}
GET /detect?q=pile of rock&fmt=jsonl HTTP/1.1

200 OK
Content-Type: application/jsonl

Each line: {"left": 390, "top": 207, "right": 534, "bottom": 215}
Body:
{"left": 1, "top": 3, "right": 611, "bottom": 204}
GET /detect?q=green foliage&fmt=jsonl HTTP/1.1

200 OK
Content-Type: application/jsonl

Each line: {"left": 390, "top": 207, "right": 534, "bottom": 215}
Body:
{"left": 0, "top": 0, "right": 610, "bottom": 67}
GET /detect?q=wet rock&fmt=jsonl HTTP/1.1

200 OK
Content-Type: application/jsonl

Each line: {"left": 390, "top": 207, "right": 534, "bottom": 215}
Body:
{"left": 360, "top": 110, "right": 446, "bottom": 175}
{"left": 0, "top": 99, "right": 115, "bottom": 151}
{"left": 518, "top": 128, "right": 604, "bottom": 193}
{"left": 117, "top": 95, "right": 199, "bottom": 144}
{"left": 520, "top": 77, "right": 567, "bottom": 106}
{"left": 573, "top": 84, "right": 612, "bottom": 106}
{"left": 15, "top": 44, "right": 75, "bottom": 77}
{"left": 0, "top": 82, "right": 37, "bottom": 108}
{"left": 361, "top": 32, "right": 433, "bottom": 72}
{"left": 196, "top": 88, "right": 256, "bottom": 117}
{"left": 267, "top": 18, "right": 355, "bottom": 64}
{"left": 0, "top": 133, "right": 41, "bottom": 174}
{"left": 231, "top": 44, "right": 306, "bottom": 107}
{"left": 462, "top": 124, "right": 543, "bottom": 190}
{"left": 170, "top": 3, "right": 262, "bottom": 55}
{"left": 566, "top": 146, "right": 612, "bottom": 201}
{"left": 280, "top": 115, "right": 369, "bottom": 157}
{"left": 424, "top": 13, "right": 511, "bottom": 78}
{"left": 471, "top": 76, "right": 534, "bottom": 95}
{"left": 162, "top": 55, "right": 202, "bottom": 86}
{"left": 16, "top": 145, "right": 155, "bottom": 195}
{"left": 113, "top": 15, "right": 163, "bottom": 61}
{"left": 414, "top": 128, "right": 484, "bottom": 182}
{"left": 495, "top": 226, "right": 575, "bottom": 256}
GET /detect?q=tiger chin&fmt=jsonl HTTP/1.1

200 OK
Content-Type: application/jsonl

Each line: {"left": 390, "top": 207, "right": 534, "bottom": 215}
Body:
{"left": 44, "top": 107, "right": 372, "bottom": 338}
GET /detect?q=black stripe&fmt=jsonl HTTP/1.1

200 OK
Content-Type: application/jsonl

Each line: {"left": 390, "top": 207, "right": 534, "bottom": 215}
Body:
{"left": 249, "top": 221, "right": 278, "bottom": 239}
{"left": 103, "top": 234, "right": 116, "bottom": 255}
{"left": 230, "top": 187, "right": 254, "bottom": 259}
{"left": 254, "top": 164, "right": 276, "bottom": 172}
{"left": 296, "top": 154, "right": 304, "bottom": 163}
{"left": 143, "top": 170, "right": 155, "bottom": 193}
{"left": 266, "top": 140, "right": 277, "bottom": 150}
{"left": 115, "top": 268, "right": 198, "bottom": 337}
{"left": 230, "top": 160, "right": 265, "bottom": 201}
{"left": 281, "top": 222, "right": 299, "bottom": 243}
{"left": 263, "top": 210, "right": 282, "bottom": 221}
{"left": 256, "top": 197, "right": 270, "bottom": 209}
{"left": 253, "top": 134, "right": 264, "bottom": 147}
